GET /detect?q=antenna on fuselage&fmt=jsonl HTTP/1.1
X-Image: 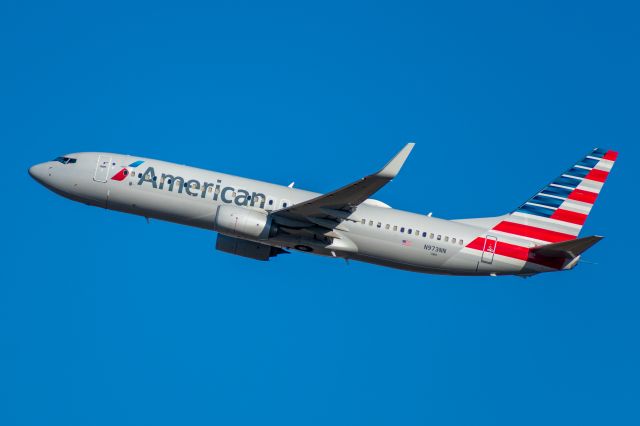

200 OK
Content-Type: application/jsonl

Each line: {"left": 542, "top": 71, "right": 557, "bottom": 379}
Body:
{"left": 288, "top": 181, "right": 295, "bottom": 188}
{"left": 427, "top": 212, "right": 432, "bottom": 217}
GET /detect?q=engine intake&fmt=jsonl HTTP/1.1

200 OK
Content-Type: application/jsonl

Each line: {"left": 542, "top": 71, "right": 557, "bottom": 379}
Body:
{"left": 213, "top": 204, "right": 277, "bottom": 240}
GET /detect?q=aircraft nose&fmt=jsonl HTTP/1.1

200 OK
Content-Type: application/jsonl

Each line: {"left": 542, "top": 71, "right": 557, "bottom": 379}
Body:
{"left": 28, "top": 163, "right": 48, "bottom": 184}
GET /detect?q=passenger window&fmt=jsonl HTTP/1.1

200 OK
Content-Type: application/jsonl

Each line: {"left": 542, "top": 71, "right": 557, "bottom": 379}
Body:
{"left": 269, "top": 200, "right": 274, "bottom": 205}
{"left": 385, "top": 224, "right": 390, "bottom": 230}
{"left": 422, "top": 232, "right": 427, "bottom": 237}
{"left": 138, "top": 173, "right": 142, "bottom": 178}
{"left": 361, "top": 218, "right": 366, "bottom": 224}
{"left": 400, "top": 227, "right": 405, "bottom": 233}
{"left": 444, "top": 236, "right": 449, "bottom": 242}
{"left": 377, "top": 222, "right": 382, "bottom": 228}
{"left": 408, "top": 229, "right": 412, "bottom": 234}
{"left": 208, "top": 186, "right": 213, "bottom": 193}
{"left": 393, "top": 225, "right": 398, "bottom": 231}
{"left": 459, "top": 240, "right": 464, "bottom": 245}
{"left": 415, "top": 230, "right": 419, "bottom": 236}
{"left": 452, "top": 238, "right": 456, "bottom": 244}
{"left": 429, "top": 233, "right": 434, "bottom": 239}
{"left": 437, "top": 235, "right": 441, "bottom": 240}
{"left": 283, "top": 202, "right": 288, "bottom": 207}
{"left": 369, "top": 220, "right": 373, "bottom": 226}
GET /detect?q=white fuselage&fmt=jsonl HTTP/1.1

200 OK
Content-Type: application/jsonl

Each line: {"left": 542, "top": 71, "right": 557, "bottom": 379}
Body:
{"left": 28, "top": 152, "right": 554, "bottom": 276}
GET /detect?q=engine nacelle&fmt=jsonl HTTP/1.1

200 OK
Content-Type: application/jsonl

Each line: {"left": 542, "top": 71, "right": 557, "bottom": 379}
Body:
{"left": 213, "top": 204, "right": 277, "bottom": 240}
{"left": 216, "top": 234, "right": 286, "bottom": 261}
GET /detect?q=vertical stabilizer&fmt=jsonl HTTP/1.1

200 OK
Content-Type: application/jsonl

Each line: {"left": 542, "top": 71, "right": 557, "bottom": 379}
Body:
{"left": 494, "top": 148, "right": 618, "bottom": 244}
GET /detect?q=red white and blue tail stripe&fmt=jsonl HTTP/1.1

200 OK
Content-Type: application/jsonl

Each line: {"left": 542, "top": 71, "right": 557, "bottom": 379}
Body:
{"left": 461, "top": 148, "right": 617, "bottom": 272}
{"left": 502, "top": 148, "right": 618, "bottom": 243}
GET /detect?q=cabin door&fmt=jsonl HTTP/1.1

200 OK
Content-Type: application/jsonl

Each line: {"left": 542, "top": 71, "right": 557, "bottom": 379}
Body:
{"left": 93, "top": 155, "right": 112, "bottom": 182}
{"left": 481, "top": 235, "right": 498, "bottom": 264}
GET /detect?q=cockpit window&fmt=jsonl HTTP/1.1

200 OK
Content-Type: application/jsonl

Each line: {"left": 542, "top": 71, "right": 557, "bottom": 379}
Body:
{"left": 53, "top": 156, "right": 77, "bottom": 164}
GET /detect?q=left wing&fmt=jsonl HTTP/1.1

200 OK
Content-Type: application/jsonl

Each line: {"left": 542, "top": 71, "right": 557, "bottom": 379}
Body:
{"left": 271, "top": 143, "right": 414, "bottom": 231}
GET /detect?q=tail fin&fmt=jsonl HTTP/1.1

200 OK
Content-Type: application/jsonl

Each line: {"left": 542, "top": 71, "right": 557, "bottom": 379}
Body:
{"left": 493, "top": 148, "right": 618, "bottom": 243}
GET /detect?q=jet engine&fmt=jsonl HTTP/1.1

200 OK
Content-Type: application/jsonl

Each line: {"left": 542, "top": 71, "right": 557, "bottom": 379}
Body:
{"left": 213, "top": 204, "right": 278, "bottom": 240}
{"left": 216, "top": 234, "right": 287, "bottom": 261}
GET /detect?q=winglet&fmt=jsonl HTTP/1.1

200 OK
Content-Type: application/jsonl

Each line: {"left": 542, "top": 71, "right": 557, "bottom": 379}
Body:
{"left": 376, "top": 143, "right": 415, "bottom": 179}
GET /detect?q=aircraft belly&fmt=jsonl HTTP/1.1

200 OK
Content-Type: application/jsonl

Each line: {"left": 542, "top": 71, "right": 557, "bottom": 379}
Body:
{"left": 107, "top": 183, "right": 217, "bottom": 230}
{"left": 348, "top": 232, "right": 478, "bottom": 274}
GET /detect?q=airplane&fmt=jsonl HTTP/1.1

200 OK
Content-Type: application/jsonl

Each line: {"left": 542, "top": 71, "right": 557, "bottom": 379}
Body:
{"left": 28, "top": 145, "right": 617, "bottom": 277}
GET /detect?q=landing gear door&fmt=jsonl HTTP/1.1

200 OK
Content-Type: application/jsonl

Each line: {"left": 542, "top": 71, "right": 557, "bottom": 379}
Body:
{"left": 481, "top": 235, "right": 498, "bottom": 264}
{"left": 94, "top": 156, "right": 112, "bottom": 182}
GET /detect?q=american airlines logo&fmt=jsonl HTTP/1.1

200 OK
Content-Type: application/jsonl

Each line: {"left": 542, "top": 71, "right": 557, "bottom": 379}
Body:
{"left": 133, "top": 166, "right": 267, "bottom": 209}
{"left": 111, "top": 160, "right": 145, "bottom": 181}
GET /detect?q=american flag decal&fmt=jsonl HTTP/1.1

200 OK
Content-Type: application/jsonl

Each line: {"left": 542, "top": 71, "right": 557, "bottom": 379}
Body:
{"left": 401, "top": 239, "right": 411, "bottom": 246}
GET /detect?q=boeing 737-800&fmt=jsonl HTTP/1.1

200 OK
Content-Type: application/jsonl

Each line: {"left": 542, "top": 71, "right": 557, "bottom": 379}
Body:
{"left": 28, "top": 145, "right": 617, "bottom": 276}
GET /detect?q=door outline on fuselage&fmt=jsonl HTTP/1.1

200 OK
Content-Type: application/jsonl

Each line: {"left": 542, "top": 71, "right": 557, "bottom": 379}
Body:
{"left": 481, "top": 235, "right": 498, "bottom": 264}
{"left": 93, "top": 155, "right": 112, "bottom": 183}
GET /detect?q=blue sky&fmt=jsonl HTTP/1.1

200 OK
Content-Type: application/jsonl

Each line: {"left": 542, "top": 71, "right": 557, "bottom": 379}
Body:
{"left": 1, "top": 1, "right": 639, "bottom": 425}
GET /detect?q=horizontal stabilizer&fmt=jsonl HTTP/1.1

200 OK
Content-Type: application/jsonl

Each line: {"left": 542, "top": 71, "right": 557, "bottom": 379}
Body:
{"left": 531, "top": 235, "right": 604, "bottom": 259}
